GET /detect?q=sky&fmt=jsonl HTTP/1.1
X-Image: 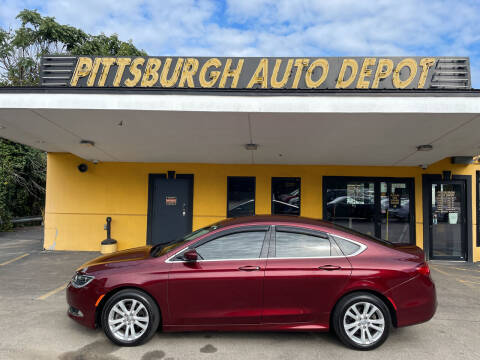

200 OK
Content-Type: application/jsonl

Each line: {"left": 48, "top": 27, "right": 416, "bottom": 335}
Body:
{"left": 1, "top": 0, "right": 480, "bottom": 87}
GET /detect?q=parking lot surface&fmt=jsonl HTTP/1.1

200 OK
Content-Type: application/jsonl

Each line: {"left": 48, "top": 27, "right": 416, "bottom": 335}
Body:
{"left": 0, "top": 227, "right": 479, "bottom": 360}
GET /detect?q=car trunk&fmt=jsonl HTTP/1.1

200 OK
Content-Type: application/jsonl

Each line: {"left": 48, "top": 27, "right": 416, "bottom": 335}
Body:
{"left": 392, "top": 244, "right": 426, "bottom": 262}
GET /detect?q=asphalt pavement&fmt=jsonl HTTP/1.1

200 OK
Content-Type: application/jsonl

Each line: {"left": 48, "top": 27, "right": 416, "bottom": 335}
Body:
{"left": 0, "top": 227, "right": 479, "bottom": 360}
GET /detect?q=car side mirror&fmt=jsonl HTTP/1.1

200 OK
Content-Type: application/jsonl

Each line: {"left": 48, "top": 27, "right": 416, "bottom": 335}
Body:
{"left": 183, "top": 249, "right": 198, "bottom": 261}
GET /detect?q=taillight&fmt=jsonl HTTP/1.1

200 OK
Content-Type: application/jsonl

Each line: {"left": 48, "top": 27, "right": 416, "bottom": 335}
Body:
{"left": 417, "top": 262, "right": 430, "bottom": 276}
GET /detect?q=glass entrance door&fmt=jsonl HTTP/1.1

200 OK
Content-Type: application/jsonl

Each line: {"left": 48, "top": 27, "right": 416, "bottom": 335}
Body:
{"left": 380, "top": 182, "right": 412, "bottom": 244}
{"left": 430, "top": 181, "right": 467, "bottom": 260}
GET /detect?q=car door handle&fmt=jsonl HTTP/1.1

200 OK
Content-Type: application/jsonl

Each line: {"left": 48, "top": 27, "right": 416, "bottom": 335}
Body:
{"left": 317, "top": 265, "right": 342, "bottom": 271}
{"left": 238, "top": 265, "right": 261, "bottom": 271}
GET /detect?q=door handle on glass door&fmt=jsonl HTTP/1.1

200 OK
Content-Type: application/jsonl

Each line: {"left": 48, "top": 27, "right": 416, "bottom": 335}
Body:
{"left": 238, "top": 266, "right": 261, "bottom": 271}
{"left": 317, "top": 265, "right": 341, "bottom": 271}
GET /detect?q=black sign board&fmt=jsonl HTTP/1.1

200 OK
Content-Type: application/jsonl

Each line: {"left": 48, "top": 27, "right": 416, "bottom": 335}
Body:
{"left": 389, "top": 193, "right": 400, "bottom": 209}
{"left": 40, "top": 56, "right": 470, "bottom": 90}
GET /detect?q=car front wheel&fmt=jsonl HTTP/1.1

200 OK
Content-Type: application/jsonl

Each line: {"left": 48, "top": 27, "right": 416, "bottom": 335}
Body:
{"left": 101, "top": 289, "right": 160, "bottom": 346}
{"left": 333, "top": 292, "right": 391, "bottom": 350}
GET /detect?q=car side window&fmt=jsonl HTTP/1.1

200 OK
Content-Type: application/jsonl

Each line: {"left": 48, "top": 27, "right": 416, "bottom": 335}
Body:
{"left": 275, "top": 231, "right": 337, "bottom": 258}
{"left": 331, "top": 235, "right": 362, "bottom": 256}
{"left": 195, "top": 231, "right": 266, "bottom": 260}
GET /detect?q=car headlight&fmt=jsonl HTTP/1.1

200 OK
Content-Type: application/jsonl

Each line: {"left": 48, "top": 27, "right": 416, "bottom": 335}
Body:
{"left": 71, "top": 273, "right": 95, "bottom": 288}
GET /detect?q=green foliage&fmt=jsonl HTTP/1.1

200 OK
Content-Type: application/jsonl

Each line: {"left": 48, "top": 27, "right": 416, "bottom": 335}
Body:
{"left": 0, "top": 139, "right": 46, "bottom": 230}
{"left": 71, "top": 34, "right": 147, "bottom": 56}
{"left": 0, "top": 9, "right": 146, "bottom": 86}
{"left": 0, "top": 9, "right": 146, "bottom": 229}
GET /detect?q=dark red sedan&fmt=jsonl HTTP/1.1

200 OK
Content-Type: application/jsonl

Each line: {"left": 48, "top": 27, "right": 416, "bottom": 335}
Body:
{"left": 66, "top": 216, "right": 436, "bottom": 350}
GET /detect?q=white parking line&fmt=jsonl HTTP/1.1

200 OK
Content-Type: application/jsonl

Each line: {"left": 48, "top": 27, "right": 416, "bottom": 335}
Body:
{"left": 458, "top": 279, "right": 480, "bottom": 285}
{"left": 430, "top": 266, "right": 450, "bottom": 276}
{"left": 453, "top": 267, "right": 480, "bottom": 273}
{"left": 431, "top": 266, "right": 479, "bottom": 290}
{"left": 0, "top": 253, "right": 29, "bottom": 266}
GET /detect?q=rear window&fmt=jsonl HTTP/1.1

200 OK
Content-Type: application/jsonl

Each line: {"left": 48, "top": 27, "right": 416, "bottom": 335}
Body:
{"left": 332, "top": 235, "right": 362, "bottom": 256}
{"left": 275, "top": 231, "right": 340, "bottom": 258}
{"left": 329, "top": 223, "right": 394, "bottom": 248}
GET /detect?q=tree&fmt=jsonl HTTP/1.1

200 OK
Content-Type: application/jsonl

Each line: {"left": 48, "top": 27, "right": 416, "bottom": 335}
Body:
{"left": 0, "top": 10, "right": 146, "bottom": 229}
{"left": 0, "top": 9, "right": 146, "bottom": 86}
{"left": 0, "top": 139, "right": 46, "bottom": 229}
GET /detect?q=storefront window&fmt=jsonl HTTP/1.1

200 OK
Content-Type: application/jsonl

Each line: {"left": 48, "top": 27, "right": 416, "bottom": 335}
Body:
{"left": 227, "top": 177, "right": 255, "bottom": 217}
{"left": 324, "top": 177, "right": 414, "bottom": 244}
{"left": 324, "top": 180, "right": 375, "bottom": 236}
{"left": 272, "top": 178, "right": 301, "bottom": 215}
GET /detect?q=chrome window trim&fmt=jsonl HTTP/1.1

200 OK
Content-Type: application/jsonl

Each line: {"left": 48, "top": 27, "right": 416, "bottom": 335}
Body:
{"left": 165, "top": 232, "right": 367, "bottom": 263}
{"left": 166, "top": 256, "right": 267, "bottom": 263}
{"left": 264, "top": 255, "right": 347, "bottom": 260}
{"left": 166, "top": 254, "right": 350, "bottom": 263}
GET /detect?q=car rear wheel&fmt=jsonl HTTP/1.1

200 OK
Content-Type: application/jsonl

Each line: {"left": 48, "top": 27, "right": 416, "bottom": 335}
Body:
{"left": 333, "top": 292, "right": 391, "bottom": 350}
{"left": 101, "top": 289, "right": 160, "bottom": 346}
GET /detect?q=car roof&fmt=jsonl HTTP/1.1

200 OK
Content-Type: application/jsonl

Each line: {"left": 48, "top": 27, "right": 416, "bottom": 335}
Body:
{"left": 215, "top": 215, "right": 337, "bottom": 230}
{"left": 215, "top": 215, "right": 393, "bottom": 248}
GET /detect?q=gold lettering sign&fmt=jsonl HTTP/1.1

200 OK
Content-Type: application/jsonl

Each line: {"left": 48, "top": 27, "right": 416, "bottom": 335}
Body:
{"left": 336, "top": 59, "right": 358, "bottom": 88}
{"left": 65, "top": 56, "right": 461, "bottom": 90}
{"left": 271, "top": 59, "right": 293, "bottom": 89}
{"left": 199, "top": 58, "right": 222, "bottom": 88}
{"left": 305, "top": 59, "right": 329, "bottom": 88}
{"left": 372, "top": 58, "right": 394, "bottom": 89}
{"left": 70, "top": 57, "right": 92, "bottom": 86}
{"left": 356, "top": 58, "right": 376, "bottom": 89}
{"left": 247, "top": 58, "right": 268, "bottom": 88}
{"left": 124, "top": 58, "right": 145, "bottom": 87}
{"left": 141, "top": 58, "right": 161, "bottom": 87}
{"left": 393, "top": 58, "right": 417, "bottom": 89}
{"left": 219, "top": 58, "right": 244, "bottom": 88}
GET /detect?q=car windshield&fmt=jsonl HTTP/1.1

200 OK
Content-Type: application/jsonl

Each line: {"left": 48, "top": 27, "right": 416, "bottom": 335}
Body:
{"left": 150, "top": 224, "right": 220, "bottom": 257}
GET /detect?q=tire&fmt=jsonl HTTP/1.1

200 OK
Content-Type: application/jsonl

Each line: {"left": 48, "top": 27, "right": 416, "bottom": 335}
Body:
{"left": 332, "top": 292, "right": 391, "bottom": 350}
{"left": 101, "top": 289, "right": 160, "bottom": 346}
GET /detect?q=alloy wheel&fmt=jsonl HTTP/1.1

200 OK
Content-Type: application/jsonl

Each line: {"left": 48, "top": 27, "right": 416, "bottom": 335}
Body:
{"left": 108, "top": 298, "right": 150, "bottom": 342}
{"left": 343, "top": 301, "right": 385, "bottom": 346}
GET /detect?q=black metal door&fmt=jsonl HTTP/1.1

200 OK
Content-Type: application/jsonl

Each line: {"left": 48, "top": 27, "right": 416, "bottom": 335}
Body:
{"left": 428, "top": 180, "right": 467, "bottom": 261}
{"left": 147, "top": 174, "right": 193, "bottom": 245}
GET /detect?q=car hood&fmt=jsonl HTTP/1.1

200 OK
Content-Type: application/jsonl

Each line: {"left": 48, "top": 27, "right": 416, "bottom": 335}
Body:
{"left": 77, "top": 246, "right": 153, "bottom": 271}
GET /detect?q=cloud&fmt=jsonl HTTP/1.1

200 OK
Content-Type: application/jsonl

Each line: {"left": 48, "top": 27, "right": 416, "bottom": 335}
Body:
{"left": 1, "top": 0, "right": 480, "bottom": 86}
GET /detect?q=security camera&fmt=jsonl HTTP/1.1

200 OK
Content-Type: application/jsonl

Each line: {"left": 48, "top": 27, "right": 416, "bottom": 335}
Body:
{"left": 419, "top": 164, "right": 428, "bottom": 170}
{"left": 78, "top": 163, "right": 88, "bottom": 173}
{"left": 92, "top": 160, "right": 99, "bottom": 165}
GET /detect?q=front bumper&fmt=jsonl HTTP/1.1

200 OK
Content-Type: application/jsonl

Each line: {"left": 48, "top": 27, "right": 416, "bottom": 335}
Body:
{"left": 66, "top": 282, "right": 101, "bottom": 329}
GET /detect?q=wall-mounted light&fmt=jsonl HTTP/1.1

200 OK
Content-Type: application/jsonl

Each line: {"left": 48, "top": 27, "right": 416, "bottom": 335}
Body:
{"left": 416, "top": 144, "right": 433, "bottom": 151}
{"left": 245, "top": 143, "right": 258, "bottom": 151}
{"left": 80, "top": 139, "right": 95, "bottom": 147}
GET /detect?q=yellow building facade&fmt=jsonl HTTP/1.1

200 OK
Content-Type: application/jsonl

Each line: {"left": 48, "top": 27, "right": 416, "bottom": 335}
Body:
{"left": 2, "top": 55, "right": 480, "bottom": 263}
{"left": 44, "top": 153, "right": 480, "bottom": 262}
